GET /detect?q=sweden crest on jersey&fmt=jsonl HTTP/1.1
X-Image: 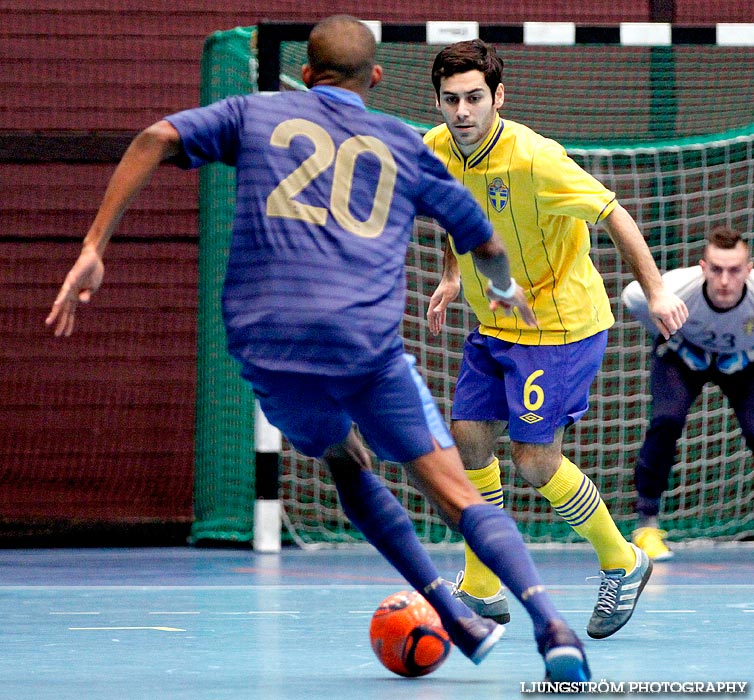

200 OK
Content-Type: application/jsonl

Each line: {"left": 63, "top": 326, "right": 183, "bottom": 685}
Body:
{"left": 488, "top": 177, "right": 509, "bottom": 212}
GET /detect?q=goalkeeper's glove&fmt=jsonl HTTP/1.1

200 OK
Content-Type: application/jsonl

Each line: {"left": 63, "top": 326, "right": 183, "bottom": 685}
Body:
{"left": 716, "top": 349, "right": 754, "bottom": 375}
{"left": 656, "top": 336, "right": 712, "bottom": 372}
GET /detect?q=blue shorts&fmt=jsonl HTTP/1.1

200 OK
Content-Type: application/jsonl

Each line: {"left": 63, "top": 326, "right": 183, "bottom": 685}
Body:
{"left": 240, "top": 353, "right": 454, "bottom": 462}
{"left": 452, "top": 329, "right": 608, "bottom": 444}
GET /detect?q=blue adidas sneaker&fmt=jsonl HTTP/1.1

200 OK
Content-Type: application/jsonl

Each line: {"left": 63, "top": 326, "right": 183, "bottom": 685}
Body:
{"left": 587, "top": 544, "right": 653, "bottom": 639}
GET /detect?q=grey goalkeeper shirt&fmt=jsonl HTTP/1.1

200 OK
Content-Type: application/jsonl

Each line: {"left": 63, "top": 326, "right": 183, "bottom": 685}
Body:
{"left": 622, "top": 266, "right": 754, "bottom": 354}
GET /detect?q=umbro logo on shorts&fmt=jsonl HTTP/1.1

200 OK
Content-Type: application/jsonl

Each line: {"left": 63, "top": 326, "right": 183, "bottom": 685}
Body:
{"left": 519, "top": 412, "right": 543, "bottom": 424}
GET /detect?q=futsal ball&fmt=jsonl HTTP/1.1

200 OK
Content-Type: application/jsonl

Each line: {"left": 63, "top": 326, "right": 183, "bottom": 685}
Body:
{"left": 369, "top": 589, "right": 452, "bottom": 677}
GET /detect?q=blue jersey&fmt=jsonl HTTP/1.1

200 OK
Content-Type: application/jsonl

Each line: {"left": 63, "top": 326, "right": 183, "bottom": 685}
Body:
{"left": 166, "top": 87, "right": 493, "bottom": 376}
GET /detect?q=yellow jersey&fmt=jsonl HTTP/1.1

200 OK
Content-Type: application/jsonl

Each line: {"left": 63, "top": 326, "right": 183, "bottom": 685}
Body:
{"left": 424, "top": 115, "right": 617, "bottom": 345}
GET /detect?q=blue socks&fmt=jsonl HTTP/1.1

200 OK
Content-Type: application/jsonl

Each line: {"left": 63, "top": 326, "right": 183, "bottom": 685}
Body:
{"left": 333, "top": 469, "right": 471, "bottom": 629}
{"left": 333, "top": 468, "right": 561, "bottom": 641}
{"left": 459, "top": 503, "right": 561, "bottom": 638}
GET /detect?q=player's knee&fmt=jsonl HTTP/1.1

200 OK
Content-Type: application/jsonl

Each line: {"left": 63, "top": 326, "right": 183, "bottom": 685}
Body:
{"left": 741, "top": 428, "right": 754, "bottom": 453}
{"left": 458, "top": 446, "right": 494, "bottom": 471}
{"left": 450, "top": 421, "right": 498, "bottom": 469}
{"left": 323, "top": 433, "right": 372, "bottom": 478}
{"left": 647, "top": 413, "right": 686, "bottom": 440}
{"left": 634, "top": 459, "right": 669, "bottom": 499}
{"left": 510, "top": 441, "right": 562, "bottom": 488}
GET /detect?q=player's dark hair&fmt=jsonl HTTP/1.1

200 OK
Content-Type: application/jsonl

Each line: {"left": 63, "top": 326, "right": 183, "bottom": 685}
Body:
{"left": 706, "top": 226, "right": 747, "bottom": 252}
{"left": 431, "top": 39, "right": 504, "bottom": 99}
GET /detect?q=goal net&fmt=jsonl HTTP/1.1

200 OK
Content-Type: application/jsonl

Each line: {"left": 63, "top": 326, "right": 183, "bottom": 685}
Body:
{"left": 193, "top": 23, "right": 754, "bottom": 547}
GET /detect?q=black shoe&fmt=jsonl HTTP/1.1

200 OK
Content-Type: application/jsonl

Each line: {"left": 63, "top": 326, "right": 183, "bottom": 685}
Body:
{"left": 448, "top": 613, "right": 505, "bottom": 665}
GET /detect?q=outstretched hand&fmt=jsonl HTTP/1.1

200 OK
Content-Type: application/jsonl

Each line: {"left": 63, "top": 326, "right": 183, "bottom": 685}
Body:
{"left": 45, "top": 247, "right": 105, "bottom": 337}
{"left": 427, "top": 277, "right": 461, "bottom": 336}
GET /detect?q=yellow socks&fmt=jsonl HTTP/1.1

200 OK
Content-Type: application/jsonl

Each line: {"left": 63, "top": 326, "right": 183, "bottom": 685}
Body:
{"left": 461, "top": 455, "right": 635, "bottom": 595}
{"left": 538, "top": 456, "right": 635, "bottom": 571}
{"left": 461, "top": 458, "right": 505, "bottom": 597}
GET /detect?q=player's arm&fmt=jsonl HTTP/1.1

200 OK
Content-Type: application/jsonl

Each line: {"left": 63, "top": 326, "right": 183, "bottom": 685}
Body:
{"left": 417, "top": 145, "right": 533, "bottom": 326}
{"left": 620, "top": 279, "right": 658, "bottom": 335}
{"left": 427, "top": 239, "right": 461, "bottom": 336}
{"left": 601, "top": 203, "right": 688, "bottom": 339}
{"left": 471, "top": 236, "right": 536, "bottom": 327}
{"left": 46, "top": 120, "right": 182, "bottom": 337}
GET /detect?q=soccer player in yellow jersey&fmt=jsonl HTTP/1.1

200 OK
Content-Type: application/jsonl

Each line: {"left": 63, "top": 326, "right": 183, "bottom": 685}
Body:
{"left": 424, "top": 39, "right": 688, "bottom": 639}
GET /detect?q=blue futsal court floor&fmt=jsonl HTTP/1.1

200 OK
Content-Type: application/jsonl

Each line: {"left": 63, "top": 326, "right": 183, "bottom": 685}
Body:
{"left": 0, "top": 544, "right": 751, "bottom": 699}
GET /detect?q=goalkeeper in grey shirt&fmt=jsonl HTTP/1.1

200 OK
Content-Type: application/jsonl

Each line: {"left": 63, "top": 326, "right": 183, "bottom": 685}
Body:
{"left": 622, "top": 226, "right": 754, "bottom": 561}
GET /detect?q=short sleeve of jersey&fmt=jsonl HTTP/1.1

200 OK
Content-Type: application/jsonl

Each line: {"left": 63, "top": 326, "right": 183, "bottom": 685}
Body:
{"left": 532, "top": 138, "right": 617, "bottom": 224}
{"left": 415, "top": 146, "right": 493, "bottom": 254}
{"left": 621, "top": 279, "right": 653, "bottom": 332}
{"left": 164, "top": 95, "right": 246, "bottom": 170}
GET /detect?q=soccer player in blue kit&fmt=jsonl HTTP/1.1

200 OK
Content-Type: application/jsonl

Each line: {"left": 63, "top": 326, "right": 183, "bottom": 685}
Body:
{"left": 47, "top": 15, "right": 590, "bottom": 681}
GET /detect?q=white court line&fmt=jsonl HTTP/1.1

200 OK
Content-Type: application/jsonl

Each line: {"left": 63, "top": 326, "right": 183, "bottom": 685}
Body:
{"left": 69, "top": 626, "right": 185, "bottom": 632}
{"left": 146, "top": 610, "right": 300, "bottom": 615}
{"left": 50, "top": 611, "right": 101, "bottom": 615}
{"left": 79, "top": 608, "right": 717, "bottom": 617}
{"left": 54, "top": 610, "right": 300, "bottom": 617}
{"left": 214, "top": 611, "right": 300, "bottom": 615}
{"left": 148, "top": 611, "right": 200, "bottom": 615}
{"left": 3, "top": 583, "right": 754, "bottom": 591}
{"left": 535, "top": 609, "right": 699, "bottom": 614}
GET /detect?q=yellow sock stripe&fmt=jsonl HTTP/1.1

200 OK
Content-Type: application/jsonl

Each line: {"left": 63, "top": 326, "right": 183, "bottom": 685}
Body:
{"left": 467, "top": 458, "right": 504, "bottom": 508}
{"left": 553, "top": 476, "right": 602, "bottom": 527}
{"left": 540, "top": 458, "right": 633, "bottom": 571}
{"left": 479, "top": 487, "right": 504, "bottom": 507}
